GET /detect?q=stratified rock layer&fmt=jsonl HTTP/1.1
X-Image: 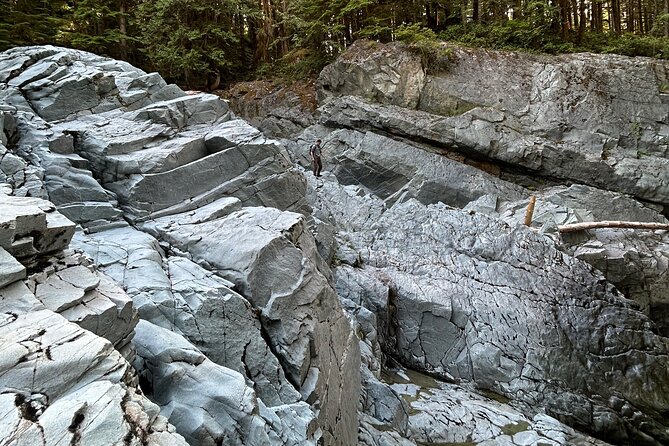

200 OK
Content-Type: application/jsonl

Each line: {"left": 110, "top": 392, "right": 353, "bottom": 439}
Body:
{"left": 1, "top": 45, "right": 360, "bottom": 446}
{"left": 317, "top": 40, "right": 669, "bottom": 208}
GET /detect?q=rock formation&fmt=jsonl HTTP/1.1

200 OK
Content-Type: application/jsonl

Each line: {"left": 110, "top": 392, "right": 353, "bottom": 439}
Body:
{"left": 0, "top": 45, "right": 359, "bottom": 446}
{"left": 3, "top": 39, "right": 669, "bottom": 446}
{"left": 282, "top": 40, "right": 669, "bottom": 445}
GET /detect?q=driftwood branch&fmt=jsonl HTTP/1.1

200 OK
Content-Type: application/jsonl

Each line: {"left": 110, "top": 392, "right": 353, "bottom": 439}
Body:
{"left": 524, "top": 196, "right": 537, "bottom": 226}
{"left": 558, "top": 221, "right": 669, "bottom": 233}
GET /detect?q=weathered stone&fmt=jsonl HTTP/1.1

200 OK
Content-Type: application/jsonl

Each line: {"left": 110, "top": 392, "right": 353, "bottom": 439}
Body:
{"left": 221, "top": 80, "right": 317, "bottom": 139}
{"left": 0, "top": 194, "right": 75, "bottom": 262}
{"left": 133, "top": 320, "right": 319, "bottom": 446}
{"left": 0, "top": 307, "right": 186, "bottom": 445}
{"left": 317, "top": 42, "right": 669, "bottom": 207}
{"left": 73, "top": 225, "right": 301, "bottom": 407}
{"left": 0, "top": 246, "right": 25, "bottom": 288}
{"left": 317, "top": 40, "right": 425, "bottom": 109}
{"left": 467, "top": 184, "right": 669, "bottom": 337}
{"left": 141, "top": 206, "right": 361, "bottom": 445}
{"left": 384, "top": 367, "right": 610, "bottom": 445}
{"left": 303, "top": 126, "right": 526, "bottom": 208}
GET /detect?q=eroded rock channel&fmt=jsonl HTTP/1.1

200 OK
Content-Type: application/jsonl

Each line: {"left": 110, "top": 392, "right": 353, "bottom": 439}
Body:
{"left": 1, "top": 42, "right": 669, "bottom": 445}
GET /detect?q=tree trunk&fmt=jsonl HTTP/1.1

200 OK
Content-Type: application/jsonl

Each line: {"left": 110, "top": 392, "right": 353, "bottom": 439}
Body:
{"left": 119, "top": 0, "right": 127, "bottom": 60}
{"left": 559, "top": 221, "right": 669, "bottom": 233}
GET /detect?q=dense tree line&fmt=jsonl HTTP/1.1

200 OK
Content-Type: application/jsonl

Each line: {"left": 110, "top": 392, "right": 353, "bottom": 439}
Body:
{"left": 1, "top": 0, "right": 669, "bottom": 87}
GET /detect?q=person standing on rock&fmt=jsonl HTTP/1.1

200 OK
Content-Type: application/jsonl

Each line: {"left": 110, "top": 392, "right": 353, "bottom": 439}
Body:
{"left": 310, "top": 139, "right": 323, "bottom": 177}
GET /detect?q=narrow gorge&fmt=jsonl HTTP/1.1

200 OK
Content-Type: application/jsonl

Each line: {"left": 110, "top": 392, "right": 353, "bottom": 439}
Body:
{"left": 1, "top": 41, "right": 669, "bottom": 446}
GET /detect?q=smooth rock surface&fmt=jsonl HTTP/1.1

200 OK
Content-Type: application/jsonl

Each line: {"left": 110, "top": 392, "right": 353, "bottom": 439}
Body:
{"left": 0, "top": 308, "right": 186, "bottom": 446}
{"left": 133, "top": 320, "right": 319, "bottom": 446}
{"left": 141, "top": 205, "right": 361, "bottom": 445}
{"left": 317, "top": 41, "right": 669, "bottom": 207}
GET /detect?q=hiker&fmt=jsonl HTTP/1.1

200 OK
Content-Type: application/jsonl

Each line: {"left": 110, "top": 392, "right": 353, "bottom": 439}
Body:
{"left": 310, "top": 139, "right": 323, "bottom": 177}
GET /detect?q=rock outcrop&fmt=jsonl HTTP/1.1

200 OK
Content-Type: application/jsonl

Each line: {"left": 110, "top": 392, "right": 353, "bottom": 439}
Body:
{"left": 0, "top": 193, "right": 186, "bottom": 446}
{"left": 281, "top": 41, "right": 669, "bottom": 445}
{"left": 4, "top": 39, "right": 669, "bottom": 446}
{"left": 317, "top": 40, "right": 669, "bottom": 208}
{"left": 1, "top": 45, "right": 360, "bottom": 446}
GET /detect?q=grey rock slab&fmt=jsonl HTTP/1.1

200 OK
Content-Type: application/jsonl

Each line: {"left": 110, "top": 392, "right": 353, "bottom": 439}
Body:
{"left": 358, "top": 414, "right": 416, "bottom": 446}
{"left": 315, "top": 127, "right": 526, "bottom": 208}
{"left": 128, "top": 93, "right": 229, "bottom": 129}
{"left": 328, "top": 193, "right": 669, "bottom": 444}
{"left": 72, "top": 226, "right": 300, "bottom": 407}
{"left": 55, "top": 264, "right": 100, "bottom": 291}
{"left": 0, "top": 247, "right": 25, "bottom": 288}
{"left": 34, "top": 274, "right": 86, "bottom": 313}
{"left": 204, "top": 118, "right": 268, "bottom": 151}
{"left": 142, "top": 206, "right": 361, "bottom": 445}
{"left": 472, "top": 184, "right": 669, "bottom": 336}
{"left": 133, "top": 320, "right": 280, "bottom": 446}
{"left": 164, "top": 256, "right": 301, "bottom": 406}
{"left": 0, "top": 280, "right": 43, "bottom": 314}
{"left": 0, "top": 194, "right": 75, "bottom": 261}
{"left": 0, "top": 309, "right": 127, "bottom": 402}
{"left": 318, "top": 43, "right": 669, "bottom": 206}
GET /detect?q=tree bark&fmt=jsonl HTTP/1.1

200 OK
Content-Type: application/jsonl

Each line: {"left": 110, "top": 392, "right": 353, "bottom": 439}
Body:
{"left": 119, "top": 0, "right": 127, "bottom": 60}
{"left": 558, "top": 221, "right": 669, "bottom": 233}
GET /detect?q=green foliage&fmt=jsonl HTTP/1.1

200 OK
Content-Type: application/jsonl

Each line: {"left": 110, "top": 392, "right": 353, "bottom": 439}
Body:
{"left": 0, "top": 0, "right": 69, "bottom": 51}
{"left": 135, "top": 0, "right": 247, "bottom": 87}
{"left": 256, "top": 49, "right": 331, "bottom": 82}
{"left": 2, "top": 0, "right": 669, "bottom": 87}
{"left": 440, "top": 21, "right": 562, "bottom": 52}
{"left": 393, "top": 25, "right": 452, "bottom": 73}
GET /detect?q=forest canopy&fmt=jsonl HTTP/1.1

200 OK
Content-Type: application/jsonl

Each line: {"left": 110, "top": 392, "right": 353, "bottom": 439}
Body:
{"left": 2, "top": 0, "right": 669, "bottom": 88}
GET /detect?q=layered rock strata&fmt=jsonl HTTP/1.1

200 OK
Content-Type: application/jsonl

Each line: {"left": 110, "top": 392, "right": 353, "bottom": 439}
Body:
{"left": 0, "top": 194, "right": 186, "bottom": 446}
{"left": 317, "top": 40, "right": 669, "bottom": 208}
{"left": 1, "top": 45, "right": 360, "bottom": 446}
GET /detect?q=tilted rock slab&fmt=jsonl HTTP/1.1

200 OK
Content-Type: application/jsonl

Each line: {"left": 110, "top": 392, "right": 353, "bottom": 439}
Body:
{"left": 0, "top": 304, "right": 186, "bottom": 446}
{"left": 310, "top": 168, "right": 669, "bottom": 444}
{"left": 0, "top": 45, "right": 307, "bottom": 227}
{"left": 318, "top": 41, "right": 669, "bottom": 207}
{"left": 72, "top": 221, "right": 302, "bottom": 408}
{"left": 141, "top": 205, "right": 361, "bottom": 445}
{"left": 297, "top": 125, "right": 527, "bottom": 209}
{"left": 466, "top": 184, "right": 669, "bottom": 337}
{"left": 133, "top": 320, "right": 319, "bottom": 446}
{"left": 353, "top": 200, "right": 669, "bottom": 444}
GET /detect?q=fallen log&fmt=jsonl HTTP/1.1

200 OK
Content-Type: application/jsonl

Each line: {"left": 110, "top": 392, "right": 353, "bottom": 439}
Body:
{"left": 558, "top": 221, "right": 669, "bottom": 233}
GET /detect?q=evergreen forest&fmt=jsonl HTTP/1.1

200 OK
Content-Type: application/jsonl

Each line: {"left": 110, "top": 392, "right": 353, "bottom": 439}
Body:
{"left": 2, "top": 0, "right": 669, "bottom": 88}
